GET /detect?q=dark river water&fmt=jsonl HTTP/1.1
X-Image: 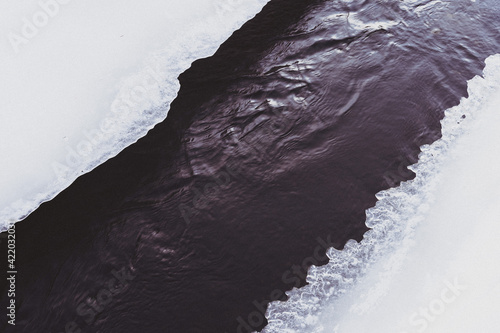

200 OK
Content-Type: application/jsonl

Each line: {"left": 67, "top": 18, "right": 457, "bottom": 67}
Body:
{"left": 1, "top": 0, "right": 499, "bottom": 332}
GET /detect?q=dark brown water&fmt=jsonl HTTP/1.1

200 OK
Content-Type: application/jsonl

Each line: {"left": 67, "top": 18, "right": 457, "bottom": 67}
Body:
{"left": 1, "top": 0, "right": 499, "bottom": 332}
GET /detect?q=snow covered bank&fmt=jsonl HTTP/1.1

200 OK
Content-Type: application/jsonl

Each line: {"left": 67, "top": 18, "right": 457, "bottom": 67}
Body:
{"left": 263, "top": 54, "right": 500, "bottom": 333}
{"left": 0, "top": 0, "right": 269, "bottom": 230}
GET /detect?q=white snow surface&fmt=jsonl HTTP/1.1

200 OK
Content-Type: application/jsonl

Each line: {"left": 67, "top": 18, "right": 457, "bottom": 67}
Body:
{"left": 0, "top": 0, "right": 269, "bottom": 230}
